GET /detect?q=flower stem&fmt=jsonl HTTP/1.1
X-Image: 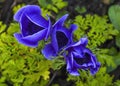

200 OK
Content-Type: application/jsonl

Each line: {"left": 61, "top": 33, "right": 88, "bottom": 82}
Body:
{"left": 47, "top": 71, "right": 58, "bottom": 86}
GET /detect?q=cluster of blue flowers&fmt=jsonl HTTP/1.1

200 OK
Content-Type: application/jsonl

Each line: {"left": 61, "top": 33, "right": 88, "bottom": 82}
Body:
{"left": 14, "top": 5, "right": 100, "bottom": 76}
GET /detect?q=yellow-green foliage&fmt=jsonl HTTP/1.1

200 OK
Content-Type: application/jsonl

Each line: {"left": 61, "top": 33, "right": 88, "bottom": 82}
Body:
{"left": 0, "top": 23, "right": 52, "bottom": 86}
{"left": 13, "top": 4, "right": 25, "bottom": 14}
{"left": 96, "top": 48, "right": 116, "bottom": 68}
{"left": 67, "top": 67, "right": 113, "bottom": 86}
{"left": 47, "top": 0, "right": 68, "bottom": 13}
{"left": 38, "top": 0, "right": 68, "bottom": 13}
{"left": 0, "top": 21, "right": 6, "bottom": 33}
{"left": 74, "top": 14, "right": 118, "bottom": 48}
{"left": 41, "top": 8, "right": 51, "bottom": 18}
{"left": 7, "top": 23, "right": 20, "bottom": 35}
{"left": 51, "top": 56, "right": 65, "bottom": 70}
{"left": 114, "top": 80, "right": 120, "bottom": 86}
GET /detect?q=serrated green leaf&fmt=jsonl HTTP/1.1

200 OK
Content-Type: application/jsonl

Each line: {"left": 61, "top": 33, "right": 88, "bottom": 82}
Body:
{"left": 74, "top": 14, "right": 118, "bottom": 48}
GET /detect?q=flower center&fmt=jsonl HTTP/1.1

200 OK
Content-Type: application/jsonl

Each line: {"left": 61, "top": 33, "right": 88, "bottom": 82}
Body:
{"left": 22, "top": 16, "right": 44, "bottom": 36}
{"left": 27, "top": 20, "right": 44, "bottom": 36}
{"left": 74, "top": 53, "right": 91, "bottom": 65}
{"left": 56, "top": 31, "right": 68, "bottom": 49}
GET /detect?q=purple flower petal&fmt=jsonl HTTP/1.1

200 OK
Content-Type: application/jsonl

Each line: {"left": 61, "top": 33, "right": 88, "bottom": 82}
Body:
{"left": 90, "top": 62, "right": 100, "bottom": 75}
{"left": 65, "top": 53, "right": 80, "bottom": 76}
{"left": 51, "top": 14, "right": 70, "bottom": 52}
{"left": 20, "top": 15, "right": 42, "bottom": 37}
{"left": 14, "top": 33, "right": 38, "bottom": 47}
{"left": 14, "top": 6, "right": 26, "bottom": 22}
{"left": 53, "top": 14, "right": 68, "bottom": 28}
{"left": 45, "top": 16, "right": 51, "bottom": 40}
{"left": 42, "top": 43, "right": 57, "bottom": 60}
{"left": 69, "top": 24, "right": 78, "bottom": 34}
{"left": 73, "top": 37, "right": 88, "bottom": 47}
{"left": 14, "top": 29, "right": 47, "bottom": 47}
{"left": 14, "top": 5, "right": 41, "bottom": 22}
{"left": 14, "top": 5, "right": 51, "bottom": 47}
{"left": 51, "top": 24, "right": 77, "bottom": 53}
{"left": 21, "top": 29, "right": 47, "bottom": 41}
{"left": 64, "top": 37, "right": 100, "bottom": 76}
{"left": 43, "top": 14, "right": 77, "bottom": 59}
{"left": 26, "top": 14, "right": 48, "bottom": 28}
{"left": 51, "top": 27, "right": 72, "bottom": 53}
{"left": 68, "top": 69, "right": 80, "bottom": 76}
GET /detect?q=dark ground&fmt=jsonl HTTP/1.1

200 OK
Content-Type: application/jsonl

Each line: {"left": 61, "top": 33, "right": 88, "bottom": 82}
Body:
{"left": 1, "top": 0, "right": 120, "bottom": 24}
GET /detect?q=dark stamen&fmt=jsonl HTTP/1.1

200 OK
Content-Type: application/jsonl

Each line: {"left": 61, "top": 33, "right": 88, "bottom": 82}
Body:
{"left": 74, "top": 53, "right": 91, "bottom": 65}
{"left": 56, "top": 31, "right": 68, "bottom": 49}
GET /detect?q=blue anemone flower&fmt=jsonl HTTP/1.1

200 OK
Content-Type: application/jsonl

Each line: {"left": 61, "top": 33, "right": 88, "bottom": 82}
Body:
{"left": 42, "top": 14, "right": 77, "bottom": 60}
{"left": 14, "top": 5, "right": 51, "bottom": 47}
{"left": 64, "top": 38, "right": 100, "bottom": 76}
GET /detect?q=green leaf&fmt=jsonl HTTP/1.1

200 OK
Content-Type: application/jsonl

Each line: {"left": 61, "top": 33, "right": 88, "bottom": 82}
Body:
{"left": 116, "top": 32, "right": 120, "bottom": 48}
{"left": 38, "top": 0, "right": 48, "bottom": 8}
{"left": 39, "top": 0, "right": 68, "bottom": 13}
{"left": 0, "top": 77, "right": 6, "bottom": 83}
{"left": 51, "top": 56, "right": 65, "bottom": 70}
{"left": 47, "top": 4, "right": 58, "bottom": 13}
{"left": 74, "top": 14, "right": 118, "bottom": 48}
{"left": 0, "top": 83, "right": 7, "bottom": 86}
{"left": 108, "top": 5, "right": 120, "bottom": 30}
{"left": 114, "top": 80, "right": 120, "bottom": 86}
{"left": 67, "top": 67, "right": 114, "bottom": 86}
{"left": 75, "top": 6, "right": 87, "bottom": 14}
{"left": 52, "top": 0, "right": 68, "bottom": 9}
{"left": 41, "top": 8, "right": 51, "bottom": 18}
{"left": 114, "top": 52, "right": 120, "bottom": 66}
{"left": 0, "top": 21, "right": 6, "bottom": 33}
{"left": 11, "top": 74, "right": 24, "bottom": 83}
{"left": 0, "top": 30, "right": 52, "bottom": 86}
{"left": 7, "top": 23, "right": 20, "bottom": 35}
{"left": 12, "top": 4, "right": 25, "bottom": 14}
